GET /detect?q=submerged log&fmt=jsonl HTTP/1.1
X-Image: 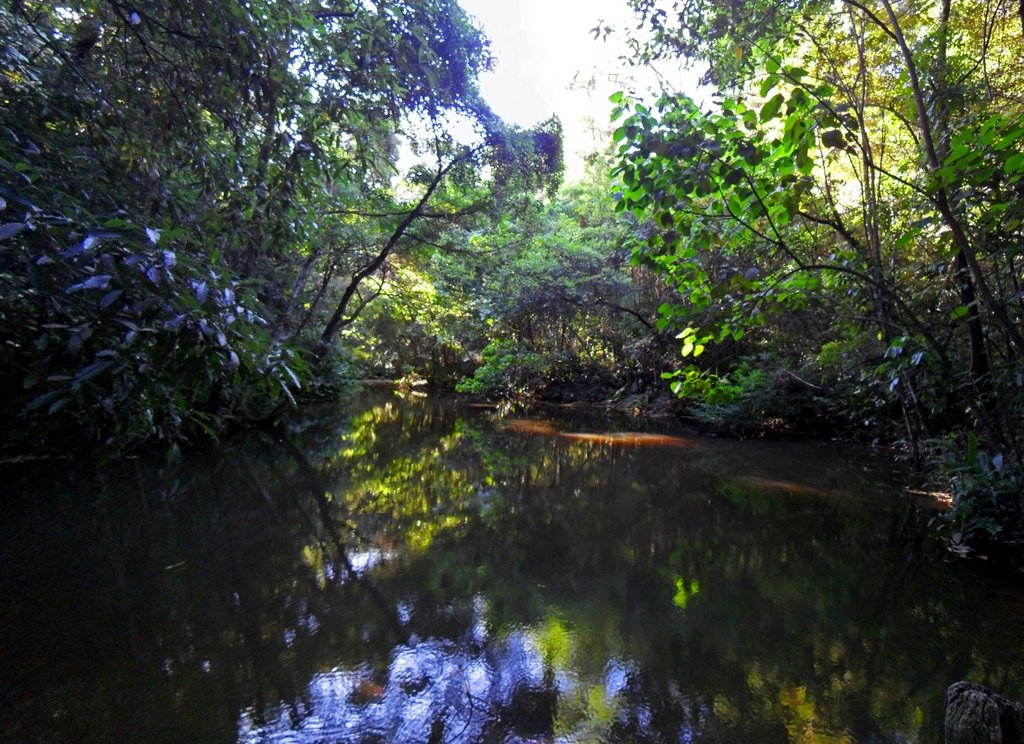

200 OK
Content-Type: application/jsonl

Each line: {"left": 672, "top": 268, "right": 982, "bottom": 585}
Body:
{"left": 946, "top": 681, "right": 1024, "bottom": 743}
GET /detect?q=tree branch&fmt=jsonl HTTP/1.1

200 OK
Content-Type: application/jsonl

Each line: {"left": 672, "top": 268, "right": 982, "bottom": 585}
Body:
{"left": 315, "top": 148, "right": 473, "bottom": 357}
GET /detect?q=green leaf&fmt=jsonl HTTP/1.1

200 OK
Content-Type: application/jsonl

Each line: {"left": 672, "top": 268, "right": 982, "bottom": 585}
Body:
{"left": 966, "top": 431, "right": 979, "bottom": 468}
{"left": 1005, "top": 152, "right": 1024, "bottom": 174}
{"left": 760, "top": 94, "right": 785, "bottom": 124}
{"left": 993, "top": 126, "right": 1024, "bottom": 150}
{"left": 759, "top": 74, "right": 781, "bottom": 98}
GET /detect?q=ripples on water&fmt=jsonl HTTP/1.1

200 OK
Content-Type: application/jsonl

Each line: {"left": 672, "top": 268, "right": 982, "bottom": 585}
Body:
{"left": 2, "top": 392, "right": 1022, "bottom": 743}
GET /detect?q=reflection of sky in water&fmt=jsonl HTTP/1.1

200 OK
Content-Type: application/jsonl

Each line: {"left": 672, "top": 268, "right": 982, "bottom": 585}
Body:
{"left": 319, "top": 549, "right": 391, "bottom": 586}
{"left": 347, "top": 549, "right": 389, "bottom": 576}
{"left": 472, "top": 594, "right": 487, "bottom": 646}
{"left": 603, "top": 658, "right": 634, "bottom": 699}
{"left": 238, "top": 598, "right": 644, "bottom": 743}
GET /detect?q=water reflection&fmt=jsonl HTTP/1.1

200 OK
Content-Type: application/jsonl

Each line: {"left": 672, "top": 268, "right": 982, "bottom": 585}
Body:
{"left": 1, "top": 392, "right": 1023, "bottom": 743}
{"left": 503, "top": 418, "right": 695, "bottom": 448}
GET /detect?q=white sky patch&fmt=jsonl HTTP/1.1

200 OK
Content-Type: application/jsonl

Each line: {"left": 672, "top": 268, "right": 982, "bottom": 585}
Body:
{"left": 460, "top": 0, "right": 701, "bottom": 181}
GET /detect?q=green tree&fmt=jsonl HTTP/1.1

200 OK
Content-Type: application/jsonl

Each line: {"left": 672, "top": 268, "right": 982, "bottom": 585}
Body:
{"left": 0, "top": 0, "right": 560, "bottom": 454}
{"left": 449, "top": 160, "right": 673, "bottom": 403}
{"left": 613, "top": 0, "right": 1024, "bottom": 553}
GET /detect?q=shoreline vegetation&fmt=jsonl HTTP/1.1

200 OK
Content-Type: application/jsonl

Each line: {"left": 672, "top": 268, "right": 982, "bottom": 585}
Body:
{"left": 2, "top": 1, "right": 1022, "bottom": 571}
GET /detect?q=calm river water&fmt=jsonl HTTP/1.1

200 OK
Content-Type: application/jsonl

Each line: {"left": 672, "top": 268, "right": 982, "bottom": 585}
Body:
{"left": 2, "top": 392, "right": 1022, "bottom": 743}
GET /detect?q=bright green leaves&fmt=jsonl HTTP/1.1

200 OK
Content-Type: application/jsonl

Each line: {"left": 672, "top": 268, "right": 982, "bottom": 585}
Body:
{"left": 611, "top": 74, "right": 832, "bottom": 402}
{"left": 615, "top": 0, "right": 1024, "bottom": 544}
{"left": 677, "top": 326, "right": 709, "bottom": 358}
{"left": 760, "top": 74, "right": 782, "bottom": 98}
{"left": 661, "top": 366, "right": 730, "bottom": 401}
{"left": 1006, "top": 152, "right": 1024, "bottom": 177}
{"left": 937, "top": 114, "right": 1024, "bottom": 189}
{"left": 673, "top": 577, "right": 701, "bottom": 609}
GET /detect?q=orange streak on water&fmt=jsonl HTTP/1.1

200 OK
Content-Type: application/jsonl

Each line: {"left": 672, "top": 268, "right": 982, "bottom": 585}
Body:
{"left": 558, "top": 431, "right": 694, "bottom": 448}
{"left": 503, "top": 419, "right": 561, "bottom": 436}
{"left": 728, "top": 475, "right": 832, "bottom": 497}
{"left": 503, "top": 419, "right": 694, "bottom": 448}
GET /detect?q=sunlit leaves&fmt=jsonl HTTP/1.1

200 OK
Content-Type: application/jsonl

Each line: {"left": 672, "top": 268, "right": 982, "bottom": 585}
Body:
{"left": 610, "top": 84, "right": 827, "bottom": 397}
{"left": 672, "top": 576, "right": 700, "bottom": 609}
{"left": 613, "top": 0, "right": 1024, "bottom": 457}
{"left": 677, "top": 326, "right": 707, "bottom": 358}
{"left": 760, "top": 93, "right": 785, "bottom": 123}
{"left": 936, "top": 114, "right": 1024, "bottom": 190}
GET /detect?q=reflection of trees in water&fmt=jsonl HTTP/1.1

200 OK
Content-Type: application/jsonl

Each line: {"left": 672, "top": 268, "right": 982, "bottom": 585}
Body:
{"left": 267, "top": 395, "right": 1024, "bottom": 740}
{"left": 1, "top": 393, "right": 1022, "bottom": 742}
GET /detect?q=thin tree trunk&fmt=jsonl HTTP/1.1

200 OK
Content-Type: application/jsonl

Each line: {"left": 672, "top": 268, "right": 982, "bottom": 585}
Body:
{"left": 876, "top": 0, "right": 1024, "bottom": 358}
{"left": 315, "top": 152, "right": 463, "bottom": 359}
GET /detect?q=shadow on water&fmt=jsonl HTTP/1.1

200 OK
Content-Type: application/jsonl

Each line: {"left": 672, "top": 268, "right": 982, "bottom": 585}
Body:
{"left": 1, "top": 391, "right": 1023, "bottom": 742}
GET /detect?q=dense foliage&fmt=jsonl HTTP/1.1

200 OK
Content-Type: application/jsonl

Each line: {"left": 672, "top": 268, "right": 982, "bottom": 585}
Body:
{"left": 343, "top": 163, "right": 674, "bottom": 404}
{"left": 0, "top": 0, "right": 559, "bottom": 456}
{"left": 613, "top": 0, "right": 1024, "bottom": 560}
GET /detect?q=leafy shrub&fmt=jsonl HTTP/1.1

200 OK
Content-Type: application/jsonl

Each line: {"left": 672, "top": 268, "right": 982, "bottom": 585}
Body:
{"left": 455, "top": 338, "right": 548, "bottom": 400}
{"left": 684, "top": 360, "right": 820, "bottom": 434}
{"left": 932, "top": 435, "right": 1024, "bottom": 567}
{"left": 0, "top": 210, "right": 304, "bottom": 457}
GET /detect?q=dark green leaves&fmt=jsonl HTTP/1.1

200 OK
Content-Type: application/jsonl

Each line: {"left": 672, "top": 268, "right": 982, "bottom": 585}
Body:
{"left": 760, "top": 93, "right": 785, "bottom": 122}
{"left": 820, "top": 129, "right": 844, "bottom": 149}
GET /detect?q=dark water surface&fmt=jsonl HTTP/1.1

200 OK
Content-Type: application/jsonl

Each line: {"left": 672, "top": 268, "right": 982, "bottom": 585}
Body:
{"left": 2, "top": 393, "right": 1022, "bottom": 743}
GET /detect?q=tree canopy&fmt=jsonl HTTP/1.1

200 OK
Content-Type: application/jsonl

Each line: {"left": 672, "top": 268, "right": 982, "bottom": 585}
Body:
{"left": 0, "top": 0, "right": 561, "bottom": 455}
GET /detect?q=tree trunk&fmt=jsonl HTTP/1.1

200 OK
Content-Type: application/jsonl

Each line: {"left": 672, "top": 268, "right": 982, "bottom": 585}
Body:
{"left": 876, "top": 0, "right": 1024, "bottom": 358}
{"left": 314, "top": 154, "right": 462, "bottom": 360}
